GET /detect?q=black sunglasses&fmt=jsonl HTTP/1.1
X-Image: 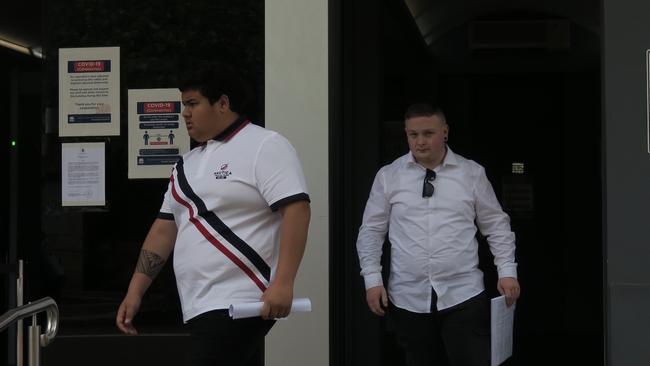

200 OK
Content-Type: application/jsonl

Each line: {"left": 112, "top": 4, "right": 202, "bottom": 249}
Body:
{"left": 422, "top": 169, "right": 436, "bottom": 198}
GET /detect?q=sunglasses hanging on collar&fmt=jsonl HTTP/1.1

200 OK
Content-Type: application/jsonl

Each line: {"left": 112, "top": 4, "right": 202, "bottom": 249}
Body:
{"left": 422, "top": 169, "right": 436, "bottom": 198}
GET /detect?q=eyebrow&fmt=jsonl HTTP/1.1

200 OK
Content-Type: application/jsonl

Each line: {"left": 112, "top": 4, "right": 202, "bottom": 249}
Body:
{"left": 407, "top": 128, "right": 436, "bottom": 133}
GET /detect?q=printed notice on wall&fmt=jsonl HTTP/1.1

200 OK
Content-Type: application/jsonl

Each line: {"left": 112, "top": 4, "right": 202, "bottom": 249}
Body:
{"left": 59, "top": 47, "right": 120, "bottom": 136}
{"left": 128, "top": 89, "right": 190, "bottom": 179}
{"left": 62, "top": 142, "right": 106, "bottom": 206}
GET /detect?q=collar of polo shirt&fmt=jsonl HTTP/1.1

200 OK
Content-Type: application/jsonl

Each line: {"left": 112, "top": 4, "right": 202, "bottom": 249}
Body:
{"left": 202, "top": 116, "right": 250, "bottom": 145}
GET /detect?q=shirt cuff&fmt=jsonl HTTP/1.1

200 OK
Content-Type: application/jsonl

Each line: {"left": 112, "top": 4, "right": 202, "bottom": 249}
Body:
{"left": 269, "top": 193, "right": 311, "bottom": 212}
{"left": 497, "top": 263, "right": 518, "bottom": 279}
{"left": 363, "top": 273, "right": 384, "bottom": 290}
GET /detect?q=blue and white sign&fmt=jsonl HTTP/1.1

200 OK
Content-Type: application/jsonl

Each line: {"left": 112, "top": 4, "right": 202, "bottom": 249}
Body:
{"left": 128, "top": 89, "right": 190, "bottom": 179}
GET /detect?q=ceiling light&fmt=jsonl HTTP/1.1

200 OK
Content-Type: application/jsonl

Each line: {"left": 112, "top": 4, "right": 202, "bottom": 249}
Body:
{"left": 0, "top": 37, "right": 43, "bottom": 59}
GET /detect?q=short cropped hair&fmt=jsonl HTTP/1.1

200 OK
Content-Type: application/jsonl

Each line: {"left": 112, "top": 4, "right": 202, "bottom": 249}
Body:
{"left": 179, "top": 62, "right": 252, "bottom": 115}
{"left": 404, "top": 103, "right": 447, "bottom": 123}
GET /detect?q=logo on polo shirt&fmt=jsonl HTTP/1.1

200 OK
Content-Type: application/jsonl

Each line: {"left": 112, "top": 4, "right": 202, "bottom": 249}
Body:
{"left": 214, "top": 163, "right": 232, "bottom": 179}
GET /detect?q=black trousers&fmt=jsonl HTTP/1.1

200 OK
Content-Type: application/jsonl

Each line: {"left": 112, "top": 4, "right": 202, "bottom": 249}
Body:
{"left": 389, "top": 291, "right": 490, "bottom": 366}
{"left": 185, "top": 309, "right": 276, "bottom": 366}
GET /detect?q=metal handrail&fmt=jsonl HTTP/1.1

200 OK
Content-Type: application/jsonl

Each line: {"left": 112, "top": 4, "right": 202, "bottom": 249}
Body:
{"left": 0, "top": 297, "right": 59, "bottom": 347}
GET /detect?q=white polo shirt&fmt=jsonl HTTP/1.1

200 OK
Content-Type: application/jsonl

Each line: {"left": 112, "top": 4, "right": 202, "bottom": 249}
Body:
{"left": 158, "top": 118, "right": 310, "bottom": 321}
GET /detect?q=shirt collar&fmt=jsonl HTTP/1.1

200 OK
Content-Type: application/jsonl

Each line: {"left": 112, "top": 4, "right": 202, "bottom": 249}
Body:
{"left": 211, "top": 116, "right": 250, "bottom": 142}
{"left": 406, "top": 145, "right": 459, "bottom": 168}
{"left": 443, "top": 146, "right": 459, "bottom": 167}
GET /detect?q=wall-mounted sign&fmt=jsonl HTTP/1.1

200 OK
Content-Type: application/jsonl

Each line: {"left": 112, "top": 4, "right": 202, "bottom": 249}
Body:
{"left": 59, "top": 47, "right": 120, "bottom": 136}
{"left": 62, "top": 142, "right": 106, "bottom": 206}
{"left": 128, "top": 89, "right": 190, "bottom": 179}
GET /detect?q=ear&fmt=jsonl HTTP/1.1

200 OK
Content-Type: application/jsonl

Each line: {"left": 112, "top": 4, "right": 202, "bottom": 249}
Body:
{"left": 404, "top": 126, "right": 413, "bottom": 138}
{"left": 404, "top": 118, "right": 412, "bottom": 133}
{"left": 216, "top": 94, "right": 231, "bottom": 111}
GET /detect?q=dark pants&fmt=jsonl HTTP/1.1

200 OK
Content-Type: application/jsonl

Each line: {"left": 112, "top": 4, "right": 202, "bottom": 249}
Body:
{"left": 186, "top": 309, "right": 276, "bottom": 366}
{"left": 389, "top": 291, "right": 490, "bottom": 366}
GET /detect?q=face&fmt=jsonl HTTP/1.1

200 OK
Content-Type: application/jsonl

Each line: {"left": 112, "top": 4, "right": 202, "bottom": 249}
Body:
{"left": 181, "top": 90, "right": 225, "bottom": 142}
{"left": 404, "top": 114, "right": 449, "bottom": 167}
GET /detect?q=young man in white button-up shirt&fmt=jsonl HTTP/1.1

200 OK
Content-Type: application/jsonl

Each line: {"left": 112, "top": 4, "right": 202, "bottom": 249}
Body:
{"left": 356, "top": 103, "right": 520, "bottom": 366}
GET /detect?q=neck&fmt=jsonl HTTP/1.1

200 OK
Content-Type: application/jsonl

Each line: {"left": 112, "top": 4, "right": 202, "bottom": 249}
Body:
{"left": 211, "top": 112, "right": 240, "bottom": 137}
{"left": 415, "top": 146, "right": 447, "bottom": 170}
{"left": 417, "top": 159, "right": 441, "bottom": 170}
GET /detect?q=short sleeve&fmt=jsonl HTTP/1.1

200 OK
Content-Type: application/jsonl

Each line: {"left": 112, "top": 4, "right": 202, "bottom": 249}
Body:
{"left": 157, "top": 173, "right": 175, "bottom": 220}
{"left": 255, "top": 133, "right": 310, "bottom": 211}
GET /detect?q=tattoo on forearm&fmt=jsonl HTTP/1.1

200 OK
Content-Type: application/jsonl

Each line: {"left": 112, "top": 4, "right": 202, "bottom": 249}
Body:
{"left": 135, "top": 249, "right": 166, "bottom": 279}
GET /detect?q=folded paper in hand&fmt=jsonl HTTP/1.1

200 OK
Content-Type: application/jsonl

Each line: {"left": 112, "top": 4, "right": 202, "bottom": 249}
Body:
{"left": 229, "top": 298, "right": 312, "bottom": 319}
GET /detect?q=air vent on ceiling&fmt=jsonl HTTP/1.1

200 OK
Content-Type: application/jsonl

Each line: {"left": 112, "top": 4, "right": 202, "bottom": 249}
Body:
{"left": 468, "top": 19, "right": 570, "bottom": 50}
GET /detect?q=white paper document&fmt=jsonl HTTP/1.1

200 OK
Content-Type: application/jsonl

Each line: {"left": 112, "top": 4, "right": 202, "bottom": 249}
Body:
{"left": 229, "top": 298, "right": 312, "bottom": 319}
{"left": 61, "top": 142, "right": 106, "bottom": 206}
{"left": 491, "top": 295, "right": 515, "bottom": 366}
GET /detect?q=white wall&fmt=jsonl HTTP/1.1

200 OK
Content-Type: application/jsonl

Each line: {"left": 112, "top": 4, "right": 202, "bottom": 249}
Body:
{"left": 265, "top": 1, "right": 329, "bottom": 366}
{"left": 603, "top": 0, "right": 650, "bottom": 364}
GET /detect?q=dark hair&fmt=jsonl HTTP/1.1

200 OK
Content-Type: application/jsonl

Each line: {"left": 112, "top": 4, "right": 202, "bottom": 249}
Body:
{"left": 404, "top": 103, "right": 446, "bottom": 123}
{"left": 179, "top": 62, "right": 253, "bottom": 115}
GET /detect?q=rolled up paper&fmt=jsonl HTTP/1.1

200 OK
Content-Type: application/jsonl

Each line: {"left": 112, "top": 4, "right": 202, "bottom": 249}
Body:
{"left": 229, "top": 298, "right": 312, "bottom": 319}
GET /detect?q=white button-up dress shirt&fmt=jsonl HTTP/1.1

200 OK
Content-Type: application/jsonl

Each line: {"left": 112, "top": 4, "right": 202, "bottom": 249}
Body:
{"left": 356, "top": 147, "right": 517, "bottom": 313}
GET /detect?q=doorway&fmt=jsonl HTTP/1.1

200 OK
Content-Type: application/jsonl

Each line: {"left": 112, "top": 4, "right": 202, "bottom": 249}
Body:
{"left": 331, "top": 1, "right": 603, "bottom": 365}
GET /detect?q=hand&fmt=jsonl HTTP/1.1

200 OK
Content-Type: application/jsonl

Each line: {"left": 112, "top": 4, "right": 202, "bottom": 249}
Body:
{"left": 116, "top": 293, "right": 142, "bottom": 335}
{"left": 366, "top": 286, "right": 388, "bottom": 316}
{"left": 260, "top": 282, "right": 293, "bottom": 319}
{"left": 497, "top": 277, "right": 521, "bottom": 307}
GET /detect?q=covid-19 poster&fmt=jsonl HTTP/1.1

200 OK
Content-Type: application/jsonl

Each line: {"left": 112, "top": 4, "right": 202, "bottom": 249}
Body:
{"left": 58, "top": 47, "right": 120, "bottom": 136}
{"left": 128, "top": 89, "right": 190, "bottom": 179}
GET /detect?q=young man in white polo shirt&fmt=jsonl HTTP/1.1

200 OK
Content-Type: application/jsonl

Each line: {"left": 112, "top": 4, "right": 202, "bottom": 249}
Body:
{"left": 116, "top": 64, "right": 311, "bottom": 366}
{"left": 356, "top": 103, "right": 520, "bottom": 366}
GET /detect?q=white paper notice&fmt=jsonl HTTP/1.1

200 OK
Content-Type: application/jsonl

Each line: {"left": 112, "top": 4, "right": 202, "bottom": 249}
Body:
{"left": 62, "top": 142, "right": 106, "bottom": 206}
{"left": 229, "top": 298, "right": 312, "bottom": 319}
{"left": 127, "top": 89, "right": 190, "bottom": 179}
{"left": 491, "top": 295, "right": 515, "bottom": 366}
{"left": 59, "top": 47, "right": 120, "bottom": 137}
